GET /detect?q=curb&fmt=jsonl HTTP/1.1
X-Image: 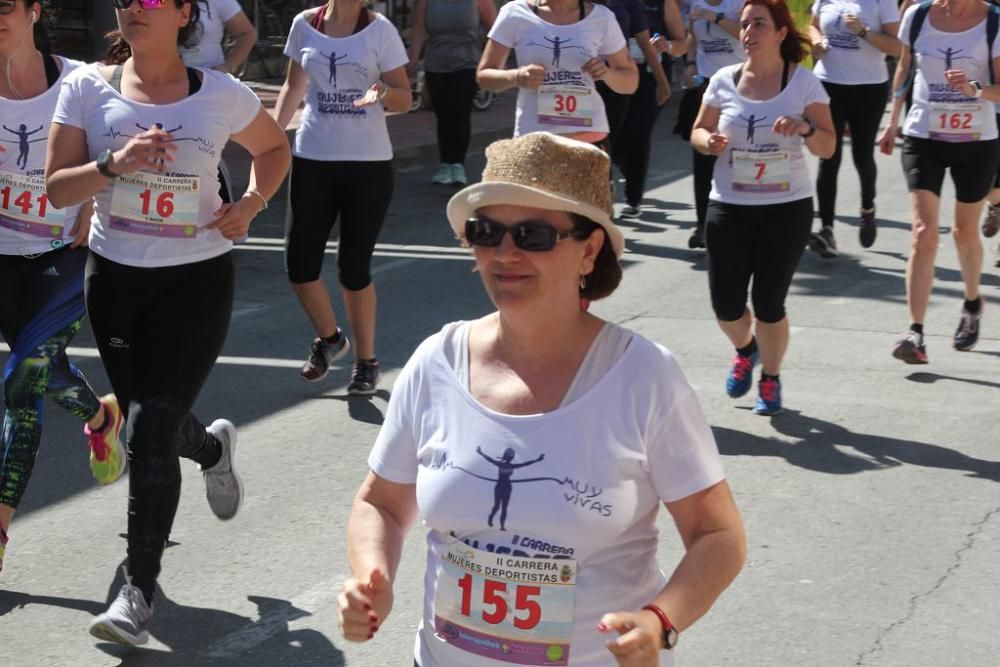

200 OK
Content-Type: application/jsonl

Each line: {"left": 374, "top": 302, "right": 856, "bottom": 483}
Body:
{"left": 391, "top": 124, "right": 515, "bottom": 172}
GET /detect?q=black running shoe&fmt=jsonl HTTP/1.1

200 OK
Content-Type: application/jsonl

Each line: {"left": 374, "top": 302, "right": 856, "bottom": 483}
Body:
{"left": 688, "top": 227, "right": 705, "bottom": 249}
{"left": 892, "top": 330, "right": 928, "bottom": 364}
{"left": 953, "top": 308, "right": 981, "bottom": 351}
{"left": 808, "top": 227, "right": 838, "bottom": 258}
{"left": 300, "top": 333, "right": 350, "bottom": 382}
{"left": 859, "top": 209, "right": 877, "bottom": 248}
{"left": 348, "top": 359, "right": 380, "bottom": 396}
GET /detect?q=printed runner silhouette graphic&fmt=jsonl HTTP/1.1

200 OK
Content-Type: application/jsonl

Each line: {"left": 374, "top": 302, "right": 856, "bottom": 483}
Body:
{"left": 528, "top": 36, "right": 589, "bottom": 68}
{"left": 738, "top": 114, "right": 769, "bottom": 144}
{"left": 2, "top": 124, "right": 45, "bottom": 170}
{"left": 473, "top": 446, "right": 546, "bottom": 531}
{"left": 327, "top": 51, "right": 349, "bottom": 87}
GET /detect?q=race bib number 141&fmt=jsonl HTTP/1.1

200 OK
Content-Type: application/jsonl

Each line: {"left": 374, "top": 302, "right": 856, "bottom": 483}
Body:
{"left": 0, "top": 172, "right": 65, "bottom": 238}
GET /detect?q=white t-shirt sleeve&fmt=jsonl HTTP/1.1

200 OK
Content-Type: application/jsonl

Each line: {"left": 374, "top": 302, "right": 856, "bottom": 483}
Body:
{"left": 878, "top": 0, "right": 900, "bottom": 26}
{"left": 283, "top": 14, "right": 307, "bottom": 63}
{"left": 488, "top": 2, "right": 519, "bottom": 48}
{"left": 701, "top": 66, "right": 728, "bottom": 107}
{"left": 802, "top": 68, "right": 831, "bottom": 107}
{"left": 599, "top": 11, "right": 628, "bottom": 55}
{"left": 227, "top": 77, "right": 263, "bottom": 133}
{"left": 52, "top": 69, "right": 87, "bottom": 129}
{"left": 645, "top": 359, "right": 725, "bottom": 503}
{"left": 217, "top": 0, "right": 244, "bottom": 22}
{"left": 377, "top": 20, "right": 410, "bottom": 73}
{"left": 897, "top": 5, "right": 915, "bottom": 45}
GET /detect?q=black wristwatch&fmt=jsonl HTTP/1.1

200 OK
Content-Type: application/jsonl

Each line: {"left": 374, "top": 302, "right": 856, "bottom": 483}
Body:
{"left": 96, "top": 148, "right": 117, "bottom": 179}
{"left": 715, "top": 11, "right": 725, "bottom": 24}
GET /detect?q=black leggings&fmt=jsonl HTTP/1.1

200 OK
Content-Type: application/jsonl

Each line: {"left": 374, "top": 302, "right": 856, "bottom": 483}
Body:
{"left": 706, "top": 198, "right": 813, "bottom": 323}
{"left": 425, "top": 69, "right": 477, "bottom": 165}
{"left": 815, "top": 81, "right": 888, "bottom": 227}
{"left": 676, "top": 81, "right": 715, "bottom": 229}
{"left": 613, "top": 67, "right": 667, "bottom": 207}
{"left": 85, "top": 251, "right": 233, "bottom": 600}
{"left": 286, "top": 157, "right": 394, "bottom": 287}
{"left": 596, "top": 80, "right": 632, "bottom": 158}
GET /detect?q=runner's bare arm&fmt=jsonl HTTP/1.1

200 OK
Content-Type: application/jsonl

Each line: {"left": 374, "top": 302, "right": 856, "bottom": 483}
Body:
{"left": 583, "top": 48, "right": 638, "bottom": 94}
{"left": 273, "top": 59, "right": 310, "bottom": 131}
{"left": 691, "top": 103, "right": 728, "bottom": 155}
{"left": 220, "top": 10, "right": 258, "bottom": 75}
{"left": 878, "top": 44, "right": 912, "bottom": 155}
{"left": 477, "top": 0, "right": 498, "bottom": 31}
{"left": 478, "top": 39, "right": 545, "bottom": 92}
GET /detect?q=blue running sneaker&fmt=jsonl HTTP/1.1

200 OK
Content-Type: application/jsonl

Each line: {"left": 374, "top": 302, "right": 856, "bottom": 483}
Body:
{"left": 726, "top": 351, "right": 758, "bottom": 398}
{"left": 754, "top": 376, "right": 782, "bottom": 416}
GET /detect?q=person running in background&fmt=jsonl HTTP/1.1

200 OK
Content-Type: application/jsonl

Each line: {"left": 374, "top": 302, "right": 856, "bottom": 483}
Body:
{"left": 179, "top": 0, "right": 256, "bottom": 74}
{"left": 878, "top": 0, "right": 1000, "bottom": 362}
{"left": 0, "top": 0, "right": 125, "bottom": 575}
{"left": 808, "top": 0, "right": 900, "bottom": 258}
{"left": 477, "top": 0, "right": 638, "bottom": 145}
{"left": 407, "top": 0, "right": 497, "bottom": 186}
{"left": 274, "top": 0, "right": 410, "bottom": 395}
{"left": 47, "top": 0, "right": 290, "bottom": 643}
{"left": 691, "top": 0, "right": 835, "bottom": 415}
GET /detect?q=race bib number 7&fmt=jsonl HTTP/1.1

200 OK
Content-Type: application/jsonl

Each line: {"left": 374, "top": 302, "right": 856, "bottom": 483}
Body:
{"left": 732, "top": 149, "right": 791, "bottom": 193}
{"left": 0, "top": 172, "right": 65, "bottom": 238}
{"left": 434, "top": 542, "right": 577, "bottom": 665}
{"left": 109, "top": 172, "right": 200, "bottom": 238}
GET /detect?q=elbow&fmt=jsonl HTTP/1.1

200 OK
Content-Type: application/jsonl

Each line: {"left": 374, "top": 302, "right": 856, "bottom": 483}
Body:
{"left": 45, "top": 179, "right": 72, "bottom": 210}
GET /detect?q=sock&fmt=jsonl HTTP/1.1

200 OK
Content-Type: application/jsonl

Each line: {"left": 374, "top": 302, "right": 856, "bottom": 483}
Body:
{"left": 736, "top": 338, "right": 757, "bottom": 358}
{"left": 195, "top": 431, "right": 222, "bottom": 469}
{"left": 322, "top": 329, "right": 342, "bottom": 345}
{"left": 910, "top": 323, "right": 924, "bottom": 335}
{"left": 964, "top": 297, "right": 982, "bottom": 315}
{"left": 761, "top": 372, "right": 780, "bottom": 382}
{"left": 358, "top": 357, "right": 378, "bottom": 366}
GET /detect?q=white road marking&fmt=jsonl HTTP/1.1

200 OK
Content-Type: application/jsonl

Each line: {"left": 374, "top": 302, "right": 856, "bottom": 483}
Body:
{"left": 0, "top": 344, "right": 304, "bottom": 369}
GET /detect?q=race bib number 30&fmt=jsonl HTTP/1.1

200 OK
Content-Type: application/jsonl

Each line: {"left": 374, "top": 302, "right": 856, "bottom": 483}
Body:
{"left": 0, "top": 172, "right": 65, "bottom": 238}
{"left": 109, "top": 172, "right": 200, "bottom": 238}
{"left": 732, "top": 150, "right": 792, "bottom": 193}
{"left": 538, "top": 85, "right": 594, "bottom": 128}
{"left": 929, "top": 102, "right": 983, "bottom": 142}
{"left": 434, "top": 542, "right": 577, "bottom": 665}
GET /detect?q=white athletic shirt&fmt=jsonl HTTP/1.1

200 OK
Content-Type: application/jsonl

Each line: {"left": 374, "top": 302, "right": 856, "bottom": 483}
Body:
{"left": 812, "top": 0, "right": 898, "bottom": 84}
{"left": 704, "top": 63, "right": 830, "bottom": 205}
{"left": 180, "top": 0, "right": 244, "bottom": 69}
{"left": 52, "top": 65, "right": 261, "bottom": 268}
{"left": 0, "top": 57, "right": 83, "bottom": 256}
{"left": 284, "top": 11, "right": 408, "bottom": 161}
{"left": 899, "top": 4, "right": 1000, "bottom": 142}
{"left": 488, "top": 0, "right": 627, "bottom": 136}
{"left": 690, "top": 0, "right": 745, "bottom": 78}
{"left": 370, "top": 321, "right": 725, "bottom": 667}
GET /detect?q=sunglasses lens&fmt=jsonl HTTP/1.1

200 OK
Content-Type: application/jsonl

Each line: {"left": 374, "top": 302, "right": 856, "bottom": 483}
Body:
{"left": 0, "top": 0, "right": 17, "bottom": 14}
{"left": 465, "top": 219, "right": 502, "bottom": 247}
{"left": 139, "top": 0, "right": 168, "bottom": 8}
{"left": 514, "top": 222, "right": 557, "bottom": 251}
{"left": 111, "top": 0, "right": 132, "bottom": 8}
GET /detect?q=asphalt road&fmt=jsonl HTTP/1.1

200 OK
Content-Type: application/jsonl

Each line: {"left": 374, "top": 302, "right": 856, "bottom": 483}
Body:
{"left": 1, "top": 104, "right": 998, "bottom": 667}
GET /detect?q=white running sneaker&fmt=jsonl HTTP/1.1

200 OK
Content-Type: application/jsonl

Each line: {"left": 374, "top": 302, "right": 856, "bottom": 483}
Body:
{"left": 451, "top": 163, "right": 468, "bottom": 186}
{"left": 202, "top": 419, "right": 243, "bottom": 520}
{"left": 88, "top": 574, "right": 153, "bottom": 646}
{"left": 432, "top": 164, "right": 453, "bottom": 185}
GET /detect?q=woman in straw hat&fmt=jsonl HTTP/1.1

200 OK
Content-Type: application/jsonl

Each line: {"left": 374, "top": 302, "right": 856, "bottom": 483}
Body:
{"left": 336, "top": 132, "right": 746, "bottom": 666}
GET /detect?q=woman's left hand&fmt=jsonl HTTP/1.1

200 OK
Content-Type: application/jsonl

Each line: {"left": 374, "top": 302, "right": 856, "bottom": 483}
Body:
{"left": 68, "top": 205, "right": 92, "bottom": 249}
{"left": 843, "top": 14, "right": 865, "bottom": 35}
{"left": 772, "top": 115, "right": 810, "bottom": 137}
{"left": 582, "top": 57, "right": 610, "bottom": 81}
{"left": 354, "top": 82, "right": 386, "bottom": 108}
{"left": 600, "top": 609, "right": 663, "bottom": 666}
{"left": 207, "top": 196, "right": 261, "bottom": 240}
{"left": 945, "top": 69, "right": 976, "bottom": 97}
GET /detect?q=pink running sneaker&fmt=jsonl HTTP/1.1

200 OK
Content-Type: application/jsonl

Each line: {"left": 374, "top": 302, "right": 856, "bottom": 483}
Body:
{"left": 84, "top": 395, "right": 126, "bottom": 485}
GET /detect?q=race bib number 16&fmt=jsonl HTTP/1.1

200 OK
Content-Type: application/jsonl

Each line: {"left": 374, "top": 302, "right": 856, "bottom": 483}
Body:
{"left": 434, "top": 542, "right": 577, "bottom": 665}
{"left": 109, "top": 172, "right": 200, "bottom": 238}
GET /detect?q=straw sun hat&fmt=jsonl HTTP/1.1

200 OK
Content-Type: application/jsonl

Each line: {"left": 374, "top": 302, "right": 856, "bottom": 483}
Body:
{"left": 446, "top": 132, "right": 626, "bottom": 258}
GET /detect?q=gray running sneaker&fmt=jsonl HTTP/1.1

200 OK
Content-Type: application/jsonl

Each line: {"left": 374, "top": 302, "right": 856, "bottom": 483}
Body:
{"left": 300, "top": 332, "right": 350, "bottom": 382}
{"left": 202, "top": 419, "right": 243, "bottom": 521}
{"left": 347, "top": 359, "right": 380, "bottom": 396}
{"left": 983, "top": 203, "right": 1000, "bottom": 238}
{"left": 88, "top": 574, "right": 153, "bottom": 646}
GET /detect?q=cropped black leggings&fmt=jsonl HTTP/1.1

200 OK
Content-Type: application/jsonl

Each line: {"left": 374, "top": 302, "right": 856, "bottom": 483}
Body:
{"left": 425, "top": 69, "right": 477, "bottom": 165}
{"left": 815, "top": 81, "right": 888, "bottom": 227}
{"left": 613, "top": 67, "right": 668, "bottom": 207}
{"left": 85, "top": 251, "right": 233, "bottom": 600}
{"left": 706, "top": 198, "right": 813, "bottom": 323}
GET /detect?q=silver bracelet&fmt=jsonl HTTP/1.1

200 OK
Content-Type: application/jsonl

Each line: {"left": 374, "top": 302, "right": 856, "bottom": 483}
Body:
{"left": 244, "top": 189, "right": 268, "bottom": 211}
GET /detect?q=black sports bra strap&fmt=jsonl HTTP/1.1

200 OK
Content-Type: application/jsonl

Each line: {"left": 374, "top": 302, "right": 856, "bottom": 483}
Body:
{"left": 780, "top": 59, "right": 789, "bottom": 91}
{"left": 186, "top": 67, "right": 202, "bottom": 95}
{"left": 43, "top": 53, "right": 60, "bottom": 88}
{"left": 732, "top": 61, "right": 790, "bottom": 91}
{"left": 108, "top": 64, "right": 201, "bottom": 96}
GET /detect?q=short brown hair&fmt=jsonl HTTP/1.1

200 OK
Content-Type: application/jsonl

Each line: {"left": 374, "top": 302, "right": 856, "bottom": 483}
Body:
{"left": 571, "top": 214, "right": 622, "bottom": 301}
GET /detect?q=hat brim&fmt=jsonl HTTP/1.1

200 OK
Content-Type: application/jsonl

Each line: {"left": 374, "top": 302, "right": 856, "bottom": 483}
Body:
{"left": 447, "top": 182, "right": 625, "bottom": 259}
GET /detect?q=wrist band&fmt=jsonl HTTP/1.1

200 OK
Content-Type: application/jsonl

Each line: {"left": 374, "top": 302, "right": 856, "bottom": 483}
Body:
{"left": 376, "top": 82, "right": 388, "bottom": 102}
{"left": 800, "top": 122, "right": 816, "bottom": 139}
{"left": 642, "top": 604, "right": 678, "bottom": 650}
{"left": 244, "top": 189, "right": 268, "bottom": 211}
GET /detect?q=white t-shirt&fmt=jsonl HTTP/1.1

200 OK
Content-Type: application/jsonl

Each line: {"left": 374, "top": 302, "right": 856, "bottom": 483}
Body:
{"left": 899, "top": 4, "right": 1000, "bottom": 142}
{"left": 0, "top": 57, "right": 83, "bottom": 256}
{"left": 283, "top": 11, "right": 408, "bottom": 161}
{"left": 691, "top": 0, "right": 745, "bottom": 78}
{"left": 488, "top": 0, "right": 627, "bottom": 136}
{"left": 180, "top": 0, "right": 244, "bottom": 69}
{"left": 704, "top": 63, "right": 830, "bottom": 205}
{"left": 370, "top": 321, "right": 726, "bottom": 667}
{"left": 52, "top": 65, "right": 261, "bottom": 268}
{"left": 812, "top": 0, "right": 898, "bottom": 84}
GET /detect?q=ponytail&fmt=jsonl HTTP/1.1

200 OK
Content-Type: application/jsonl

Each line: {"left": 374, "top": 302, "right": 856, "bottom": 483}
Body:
{"left": 103, "top": 0, "right": 202, "bottom": 65}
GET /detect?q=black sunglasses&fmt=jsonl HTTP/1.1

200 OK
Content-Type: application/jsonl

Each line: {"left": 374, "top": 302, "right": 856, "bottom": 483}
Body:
{"left": 465, "top": 217, "right": 588, "bottom": 252}
{"left": 111, "top": 0, "right": 171, "bottom": 9}
{"left": 0, "top": 0, "right": 20, "bottom": 15}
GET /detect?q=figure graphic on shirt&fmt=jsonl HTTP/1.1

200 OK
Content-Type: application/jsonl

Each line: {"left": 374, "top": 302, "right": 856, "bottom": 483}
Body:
{"left": 328, "top": 50, "right": 349, "bottom": 87}
{"left": 2, "top": 124, "right": 44, "bottom": 170}
{"left": 476, "top": 446, "right": 545, "bottom": 531}
{"left": 527, "top": 36, "right": 588, "bottom": 68}
{"left": 738, "top": 114, "right": 769, "bottom": 144}
{"left": 921, "top": 47, "right": 972, "bottom": 70}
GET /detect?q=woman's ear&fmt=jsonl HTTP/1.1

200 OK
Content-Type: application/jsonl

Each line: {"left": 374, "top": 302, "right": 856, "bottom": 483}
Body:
{"left": 580, "top": 226, "right": 606, "bottom": 276}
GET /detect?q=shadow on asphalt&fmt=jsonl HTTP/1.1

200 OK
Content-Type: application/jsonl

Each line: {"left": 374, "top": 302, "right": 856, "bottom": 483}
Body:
{"left": 906, "top": 371, "right": 1000, "bottom": 390}
{"left": 0, "top": 564, "right": 345, "bottom": 666}
{"left": 713, "top": 410, "right": 1000, "bottom": 481}
{"left": 320, "top": 389, "right": 392, "bottom": 426}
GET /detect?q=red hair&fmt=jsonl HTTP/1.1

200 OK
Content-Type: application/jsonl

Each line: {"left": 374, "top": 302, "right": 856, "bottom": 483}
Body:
{"left": 741, "top": 0, "right": 810, "bottom": 63}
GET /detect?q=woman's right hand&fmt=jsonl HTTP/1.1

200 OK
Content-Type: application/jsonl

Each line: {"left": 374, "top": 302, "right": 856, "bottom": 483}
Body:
{"left": 338, "top": 569, "right": 394, "bottom": 643}
{"left": 111, "top": 128, "right": 177, "bottom": 175}
{"left": 811, "top": 38, "right": 829, "bottom": 61}
{"left": 515, "top": 64, "right": 546, "bottom": 91}
{"left": 877, "top": 124, "right": 897, "bottom": 155}
{"left": 705, "top": 132, "right": 729, "bottom": 155}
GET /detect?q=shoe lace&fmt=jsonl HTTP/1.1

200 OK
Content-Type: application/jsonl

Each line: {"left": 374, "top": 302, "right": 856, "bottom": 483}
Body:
{"left": 731, "top": 354, "right": 754, "bottom": 381}
{"left": 351, "top": 360, "right": 375, "bottom": 384}
{"left": 759, "top": 378, "right": 779, "bottom": 402}
{"left": 308, "top": 339, "right": 329, "bottom": 368}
